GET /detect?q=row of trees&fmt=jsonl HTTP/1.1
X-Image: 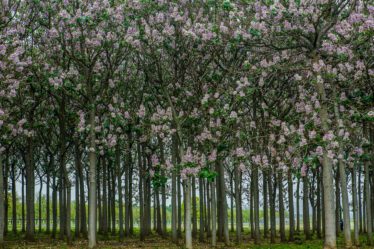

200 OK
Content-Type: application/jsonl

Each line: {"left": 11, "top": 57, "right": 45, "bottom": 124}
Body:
{"left": 0, "top": 0, "right": 373, "bottom": 249}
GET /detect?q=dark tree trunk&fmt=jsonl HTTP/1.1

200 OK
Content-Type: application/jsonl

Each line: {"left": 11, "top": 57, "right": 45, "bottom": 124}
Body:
{"left": 288, "top": 169, "right": 294, "bottom": 241}
{"left": 25, "top": 137, "right": 35, "bottom": 241}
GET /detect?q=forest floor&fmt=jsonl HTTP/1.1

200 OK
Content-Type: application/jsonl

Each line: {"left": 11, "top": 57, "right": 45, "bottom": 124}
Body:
{"left": 3, "top": 232, "right": 373, "bottom": 248}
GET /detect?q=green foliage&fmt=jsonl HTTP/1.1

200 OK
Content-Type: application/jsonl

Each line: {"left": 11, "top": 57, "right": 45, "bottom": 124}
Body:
{"left": 199, "top": 167, "right": 218, "bottom": 182}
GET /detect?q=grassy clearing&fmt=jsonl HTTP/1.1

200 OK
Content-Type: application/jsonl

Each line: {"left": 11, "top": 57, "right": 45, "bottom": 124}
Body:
{"left": 3, "top": 230, "right": 374, "bottom": 248}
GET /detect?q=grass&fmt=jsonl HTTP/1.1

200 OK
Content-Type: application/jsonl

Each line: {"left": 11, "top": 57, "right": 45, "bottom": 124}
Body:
{"left": 3, "top": 229, "right": 374, "bottom": 248}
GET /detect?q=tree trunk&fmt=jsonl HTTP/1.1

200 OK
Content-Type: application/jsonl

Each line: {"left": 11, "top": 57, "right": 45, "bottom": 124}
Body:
{"left": 171, "top": 135, "right": 178, "bottom": 242}
{"left": 317, "top": 170, "right": 322, "bottom": 239}
{"left": 279, "top": 172, "right": 286, "bottom": 242}
{"left": 338, "top": 159, "right": 351, "bottom": 247}
{"left": 11, "top": 162, "right": 17, "bottom": 234}
{"left": 22, "top": 169, "right": 25, "bottom": 233}
{"left": 184, "top": 178, "right": 192, "bottom": 249}
{"left": 211, "top": 180, "right": 216, "bottom": 247}
{"left": 76, "top": 144, "right": 87, "bottom": 237}
{"left": 0, "top": 155, "right": 4, "bottom": 246}
{"left": 303, "top": 175, "right": 311, "bottom": 240}
{"left": 352, "top": 167, "right": 360, "bottom": 246}
{"left": 235, "top": 165, "right": 241, "bottom": 244}
{"left": 315, "top": 77, "right": 336, "bottom": 249}
{"left": 75, "top": 171, "right": 80, "bottom": 237}
{"left": 52, "top": 173, "right": 57, "bottom": 238}
{"left": 199, "top": 178, "right": 204, "bottom": 242}
{"left": 296, "top": 177, "right": 300, "bottom": 233}
{"left": 268, "top": 170, "right": 276, "bottom": 243}
{"left": 263, "top": 171, "right": 268, "bottom": 239}
{"left": 38, "top": 176, "right": 43, "bottom": 233}
{"left": 88, "top": 106, "right": 97, "bottom": 249}
{"left": 102, "top": 157, "right": 108, "bottom": 235}
{"left": 288, "top": 169, "right": 294, "bottom": 241}
{"left": 26, "top": 137, "right": 35, "bottom": 241}
{"left": 192, "top": 177, "right": 197, "bottom": 239}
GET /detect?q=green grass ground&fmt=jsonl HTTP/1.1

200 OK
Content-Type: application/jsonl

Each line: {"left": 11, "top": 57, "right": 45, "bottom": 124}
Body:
{"left": 3, "top": 230, "right": 374, "bottom": 248}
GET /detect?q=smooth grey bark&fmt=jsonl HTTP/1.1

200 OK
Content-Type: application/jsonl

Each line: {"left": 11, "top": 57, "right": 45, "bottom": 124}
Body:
{"left": 76, "top": 143, "right": 87, "bottom": 237}
{"left": 338, "top": 159, "right": 351, "bottom": 247}
{"left": 317, "top": 171, "right": 322, "bottom": 239}
{"left": 364, "top": 123, "right": 372, "bottom": 245}
{"left": 235, "top": 165, "right": 241, "bottom": 244}
{"left": 184, "top": 177, "right": 192, "bottom": 249}
{"left": 102, "top": 157, "right": 108, "bottom": 235}
{"left": 75, "top": 170, "right": 80, "bottom": 237}
{"left": 21, "top": 169, "right": 25, "bottom": 233}
{"left": 279, "top": 172, "right": 286, "bottom": 242}
{"left": 171, "top": 134, "right": 178, "bottom": 242}
{"left": 211, "top": 180, "right": 217, "bottom": 247}
{"left": 352, "top": 167, "right": 360, "bottom": 246}
{"left": 0, "top": 155, "right": 4, "bottom": 246}
{"left": 38, "top": 174, "right": 43, "bottom": 233}
{"left": 268, "top": 170, "right": 276, "bottom": 243}
{"left": 52, "top": 172, "right": 57, "bottom": 238}
{"left": 296, "top": 177, "right": 300, "bottom": 233}
{"left": 88, "top": 106, "right": 97, "bottom": 249}
{"left": 315, "top": 76, "right": 336, "bottom": 249}
{"left": 117, "top": 144, "right": 124, "bottom": 240}
{"left": 263, "top": 171, "right": 268, "bottom": 239}
{"left": 11, "top": 161, "right": 17, "bottom": 234}
{"left": 199, "top": 178, "right": 204, "bottom": 242}
{"left": 230, "top": 174, "right": 234, "bottom": 233}
{"left": 288, "top": 169, "right": 294, "bottom": 241}
{"left": 25, "top": 137, "right": 35, "bottom": 241}
{"left": 303, "top": 175, "right": 311, "bottom": 240}
{"left": 192, "top": 177, "right": 197, "bottom": 239}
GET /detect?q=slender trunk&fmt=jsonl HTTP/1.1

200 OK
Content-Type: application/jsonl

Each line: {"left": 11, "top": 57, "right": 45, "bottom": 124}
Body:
{"left": 76, "top": 144, "right": 87, "bottom": 237}
{"left": 303, "top": 175, "right": 311, "bottom": 240}
{"left": 52, "top": 173, "right": 57, "bottom": 238}
{"left": 139, "top": 145, "right": 144, "bottom": 241}
{"left": 364, "top": 124, "right": 372, "bottom": 245}
{"left": 124, "top": 137, "right": 131, "bottom": 236}
{"left": 216, "top": 160, "right": 229, "bottom": 245}
{"left": 75, "top": 172, "right": 80, "bottom": 237}
{"left": 0, "top": 155, "right": 4, "bottom": 246}
{"left": 184, "top": 178, "right": 192, "bottom": 249}
{"left": 335, "top": 171, "right": 340, "bottom": 236}
{"left": 288, "top": 169, "right": 294, "bottom": 241}
{"left": 25, "top": 137, "right": 35, "bottom": 241}
{"left": 315, "top": 75, "right": 336, "bottom": 249}
{"left": 211, "top": 180, "right": 216, "bottom": 247}
{"left": 38, "top": 176, "right": 43, "bottom": 233}
{"left": 117, "top": 144, "right": 124, "bottom": 240}
{"left": 177, "top": 176, "right": 182, "bottom": 238}
{"left": 235, "top": 165, "right": 241, "bottom": 244}
{"left": 338, "top": 159, "right": 351, "bottom": 247}
{"left": 268, "top": 170, "right": 276, "bottom": 243}
{"left": 230, "top": 175, "right": 234, "bottom": 233}
{"left": 192, "top": 177, "right": 197, "bottom": 239}
{"left": 358, "top": 169, "right": 362, "bottom": 233}
{"left": 46, "top": 170, "right": 50, "bottom": 234}
{"left": 199, "top": 178, "right": 204, "bottom": 242}
{"left": 352, "top": 167, "right": 359, "bottom": 246}
{"left": 296, "top": 177, "right": 300, "bottom": 233}
{"left": 66, "top": 184, "right": 72, "bottom": 244}
{"left": 11, "top": 162, "right": 17, "bottom": 234}
{"left": 88, "top": 106, "right": 97, "bottom": 248}
{"left": 171, "top": 135, "right": 178, "bottom": 242}
{"left": 4, "top": 158, "right": 8, "bottom": 236}
{"left": 279, "top": 172, "right": 286, "bottom": 242}
{"left": 102, "top": 158, "right": 108, "bottom": 235}
{"left": 317, "top": 170, "right": 322, "bottom": 239}
{"left": 263, "top": 171, "right": 268, "bottom": 239}
{"left": 22, "top": 169, "right": 25, "bottom": 233}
